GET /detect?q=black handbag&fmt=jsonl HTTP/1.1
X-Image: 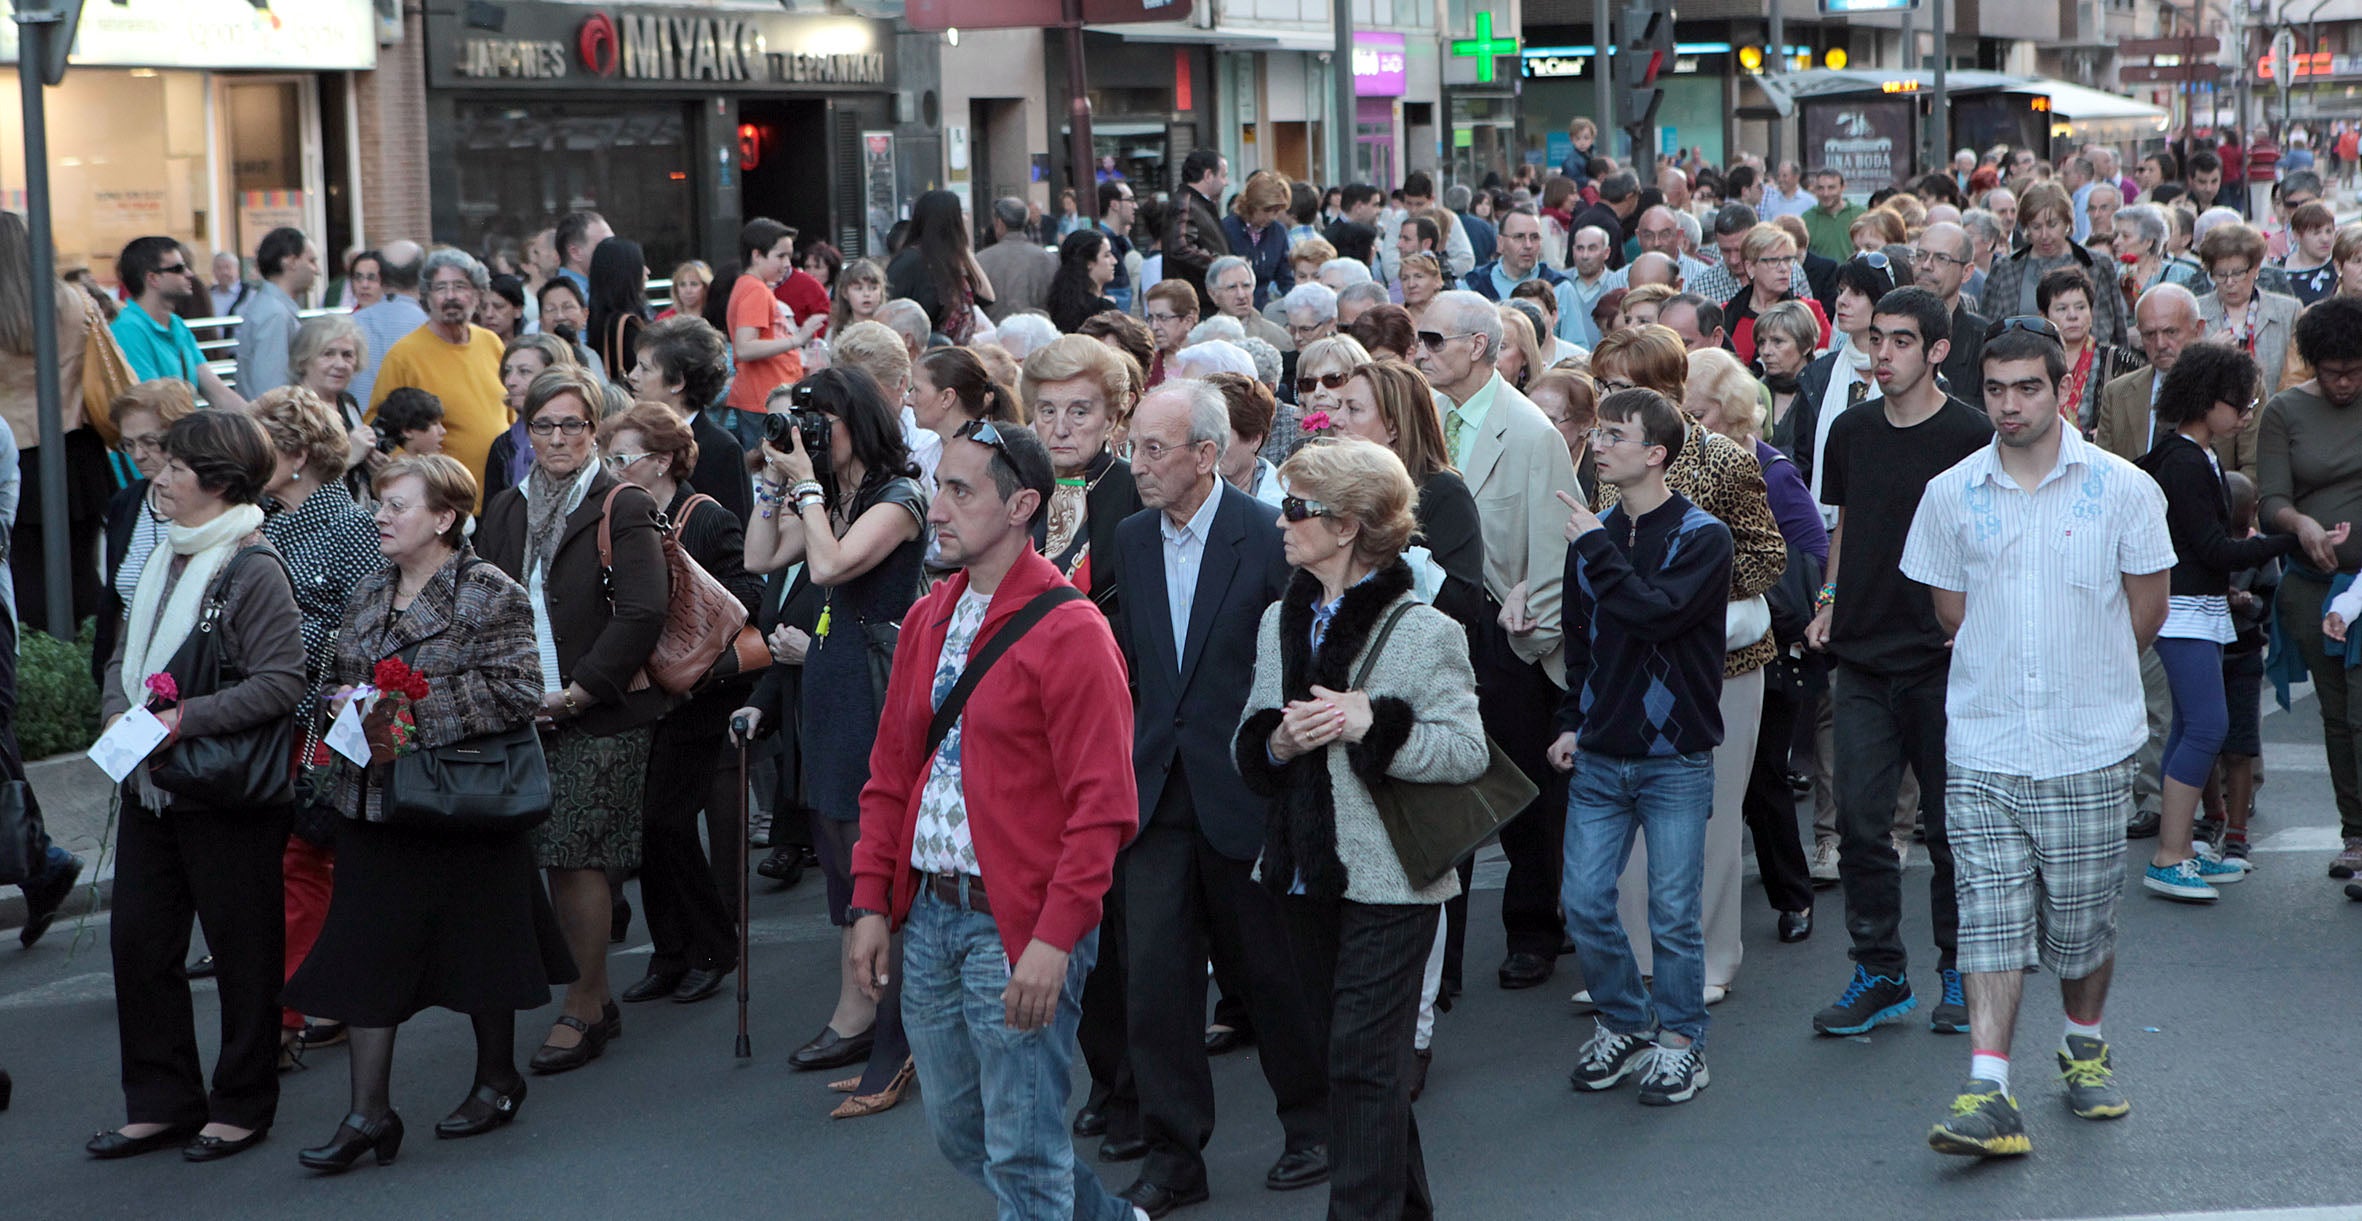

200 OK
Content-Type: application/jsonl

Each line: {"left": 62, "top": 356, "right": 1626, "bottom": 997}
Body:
{"left": 1351, "top": 603, "right": 1539, "bottom": 890}
{"left": 377, "top": 721, "right": 552, "bottom": 834}
{"left": 146, "top": 547, "right": 300, "bottom": 812}
{"left": 861, "top": 618, "right": 900, "bottom": 709}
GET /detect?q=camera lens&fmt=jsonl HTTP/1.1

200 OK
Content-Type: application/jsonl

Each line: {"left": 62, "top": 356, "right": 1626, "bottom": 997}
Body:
{"left": 762, "top": 411, "right": 798, "bottom": 450}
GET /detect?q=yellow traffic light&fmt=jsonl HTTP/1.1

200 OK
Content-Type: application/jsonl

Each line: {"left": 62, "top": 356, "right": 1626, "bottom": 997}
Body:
{"left": 1739, "top": 44, "right": 1764, "bottom": 71}
{"left": 1826, "top": 47, "right": 1849, "bottom": 69}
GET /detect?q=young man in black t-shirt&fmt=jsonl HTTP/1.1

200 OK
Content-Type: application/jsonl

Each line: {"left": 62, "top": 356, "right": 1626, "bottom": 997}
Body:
{"left": 1803, "top": 286, "right": 1996, "bottom": 1039}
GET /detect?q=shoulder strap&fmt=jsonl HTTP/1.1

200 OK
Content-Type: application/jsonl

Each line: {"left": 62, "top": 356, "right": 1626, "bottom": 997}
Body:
{"left": 200, "top": 543, "right": 291, "bottom": 631}
{"left": 671, "top": 492, "right": 719, "bottom": 537}
{"left": 595, "top": 482, "right": 633, "bottom": 572}
{"left": 924, "top": 585, "right": 1087, "bottom": 760}
{"left": 1350, "top": 601, "right": 1416, "bottom": 691}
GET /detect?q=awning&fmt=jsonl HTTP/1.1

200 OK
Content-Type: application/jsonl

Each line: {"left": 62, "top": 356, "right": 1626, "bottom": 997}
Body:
{"left": 1761, "top": 67, "right": 2168, "bottom": 125}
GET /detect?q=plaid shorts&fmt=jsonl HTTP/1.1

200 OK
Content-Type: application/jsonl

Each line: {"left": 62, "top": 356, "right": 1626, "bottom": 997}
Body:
{"left": 1946, "top": 757, "right": 2136, "bottom": 979}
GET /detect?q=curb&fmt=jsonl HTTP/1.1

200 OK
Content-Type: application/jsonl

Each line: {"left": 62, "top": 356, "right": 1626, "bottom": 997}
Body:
{"left": 6, "top": 751, "right": 123, "bottom": 935}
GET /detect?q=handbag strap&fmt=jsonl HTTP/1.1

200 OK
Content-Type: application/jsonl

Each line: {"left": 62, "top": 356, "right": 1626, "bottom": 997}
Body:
{"left": 1350, "top": 601, "right": 1416, "bottom": 691}
{"left": 923, "top": 585, "right": 1085, "bottom": 759}
{"left": 593, "top": 482, "right": 632, "bottom": 574}
{"left": 202, "top": 544, "right": 292, "bottom": 631}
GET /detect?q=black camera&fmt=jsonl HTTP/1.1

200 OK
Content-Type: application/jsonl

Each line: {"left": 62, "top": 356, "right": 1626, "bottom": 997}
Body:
{"left": 764, "top": 387, "right": 833, "bottom": 480}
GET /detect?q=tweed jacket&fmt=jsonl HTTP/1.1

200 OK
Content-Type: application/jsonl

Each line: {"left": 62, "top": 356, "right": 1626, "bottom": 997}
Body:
{"left": 1234, "top": 560, "right": 1488, "bottom": 907}
{"left": 1980, "top": 242, "right": 2127, "bottom": 348}
{"left": 1594, "top": 418, "right": 1787, "bottom": 675}
{"left": 319, "top": 549, "right": 545, "bottom": 822}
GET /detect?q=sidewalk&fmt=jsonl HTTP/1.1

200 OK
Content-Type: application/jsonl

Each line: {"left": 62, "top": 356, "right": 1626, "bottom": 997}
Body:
{"left": 1, "top": 752, "right": 121, "bottom": 932}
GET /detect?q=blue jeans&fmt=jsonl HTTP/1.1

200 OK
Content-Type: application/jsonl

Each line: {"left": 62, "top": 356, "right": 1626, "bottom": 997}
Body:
{"left": 901, "top": 888, "right": 1129, "bottom": 1221}
{"left": 1561, "top": 751, "right": 1715, "bottom": 1045}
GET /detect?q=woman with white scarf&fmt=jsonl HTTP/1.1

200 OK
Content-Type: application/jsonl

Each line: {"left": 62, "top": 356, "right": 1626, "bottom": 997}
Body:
{"left": 90, "top": 410, "right": 304, "bottom": 1164}
{"left": 1782, "top": 256, "right": 1912, "bottom": 529}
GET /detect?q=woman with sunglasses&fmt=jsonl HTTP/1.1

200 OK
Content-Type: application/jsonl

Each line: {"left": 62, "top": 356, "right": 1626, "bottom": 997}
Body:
{"left": 1982, "top": 182, "right": 2127, "bottom": 350}
{"left": 2039, "top": 267, "right": 2147, "bottom": 433}
{"left": 741, "top": 367, "right": 928, "bottom": 1115}
{"left": 1288, "top": 333, "right": 1374, "bottom": 451}
{"left": 2137, "top": 343, "right": 2316, "bottom": 901}
{"left": 476, "top": 365, "right": 672, "bottom": 1077}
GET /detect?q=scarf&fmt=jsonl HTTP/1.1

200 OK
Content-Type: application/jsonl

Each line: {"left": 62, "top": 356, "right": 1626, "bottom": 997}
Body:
{"left": 1761, "top": 369, "right": 1802, "bottom": 395}
{"left": 523, "top": 461, "right": 598, "bottom": 583}
{"left": 118, "top": 503, "right": 266, "bottom": 709}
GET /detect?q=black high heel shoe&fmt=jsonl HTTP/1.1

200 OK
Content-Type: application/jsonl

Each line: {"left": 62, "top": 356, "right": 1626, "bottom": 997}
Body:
{"left": 298, "top": 1112, "right": 403, "bottom": 1173}
{"left": 435, "top": 1079, "right": 526, "bottom": 1139}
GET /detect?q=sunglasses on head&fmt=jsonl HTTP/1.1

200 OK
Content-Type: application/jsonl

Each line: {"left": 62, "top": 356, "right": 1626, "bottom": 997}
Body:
{"left": 1295, "top": 368, "right": 1361, "bottom": 396}
{"left": 1984, "top": 315, "right": 2061, "bottom": 342}
{"left": 957, "top": 418, "right": 1012, "bottom": 453}
{"left": 1855, "top": 250, "right": 1895, "bottom": 288}
{"left": 1280, "top": 496, "right": 1333, "bottom": 523}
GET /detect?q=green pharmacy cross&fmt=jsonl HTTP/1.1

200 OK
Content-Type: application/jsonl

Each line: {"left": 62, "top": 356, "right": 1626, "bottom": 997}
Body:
{"left": 1450, "top": 11, "right": 1519, "bottom": 84}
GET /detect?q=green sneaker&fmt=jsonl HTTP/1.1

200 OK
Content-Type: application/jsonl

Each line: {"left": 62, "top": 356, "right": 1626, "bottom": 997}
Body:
{"left": 2057, "top": 1035, "right": 2131, "bottom": 1119}
{"left": 1928, "top": 1079, "right": 2032, "bottom": 1157}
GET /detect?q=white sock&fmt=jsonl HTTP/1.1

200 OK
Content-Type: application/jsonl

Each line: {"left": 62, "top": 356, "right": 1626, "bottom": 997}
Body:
{"left": 2064, "top": 1015, "right": 2103, "bottom": 1051}
{"left": 1970, "top": 1051, "right": 2011, "bottom": 1093}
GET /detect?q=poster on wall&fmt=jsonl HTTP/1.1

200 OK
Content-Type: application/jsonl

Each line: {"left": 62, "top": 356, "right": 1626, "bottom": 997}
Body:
{"left": 1802, "top": 98, "right": 1914, "bottom": 191}
{"left": 864, "top": 131, "right": 897, "bottom": 256}
{"left": 239, "top": 190, "right": 307, "bottom": 262}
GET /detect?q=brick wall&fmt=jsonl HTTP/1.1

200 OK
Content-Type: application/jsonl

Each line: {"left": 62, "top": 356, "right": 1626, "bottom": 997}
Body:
{"left": 354, "top": 2, "right": 432, "bottom": 245}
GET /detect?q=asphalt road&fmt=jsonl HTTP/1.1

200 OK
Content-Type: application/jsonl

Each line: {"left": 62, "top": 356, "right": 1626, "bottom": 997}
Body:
{"left": 4, "top": 691, "right": 2361, "bottom": 1221}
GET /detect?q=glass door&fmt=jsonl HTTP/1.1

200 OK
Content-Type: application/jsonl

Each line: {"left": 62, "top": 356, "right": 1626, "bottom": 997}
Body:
{"left": 216, "top": 75, "right": 324, "bottom": 283}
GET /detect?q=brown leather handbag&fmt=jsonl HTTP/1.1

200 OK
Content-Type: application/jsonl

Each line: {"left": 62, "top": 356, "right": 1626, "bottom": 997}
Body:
{"left": 80, "top": 297, "right": 134, "bottom": 447}
{"left": 596, "top": 487, "right": 766, "bottom": 697}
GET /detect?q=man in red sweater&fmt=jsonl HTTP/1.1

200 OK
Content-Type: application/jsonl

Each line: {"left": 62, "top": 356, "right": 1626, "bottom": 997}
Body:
{"left": 849, "top": 420, "right": 1143, "bottom": 1221}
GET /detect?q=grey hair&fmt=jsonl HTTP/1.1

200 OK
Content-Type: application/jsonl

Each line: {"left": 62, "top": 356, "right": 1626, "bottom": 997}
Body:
{"left": 1431, "top": 289, "right": 1503, "bottom": 361}
{"left": 2087, "top": 182, "right": 2122, "bottom": 205}
{"left": 421, "top": 246, "right": 488, "bottom": 293}
{"left": 1316, "top": 258, "right": 1373, "bottom": 287}
{"left": 1982, "top": 188, "right": 2016, "bottom": 211}
{"left": 1675, "top": 209, "right": 1702, "bottom": 249}
{"left": 992, "top": 197, "right": 1029, "bottom": 233}
{"left": 1237, "top": 335, "right": 1283, "bottom": 387}
{"left": 1206, "top": 255, "right": 1252, "bottom": 287}
{"left": 1170, "top": 340, "right": 1257, "bottom": 380}
{"left": 1145, "top": 377, "right": 1234, "bottom": 448}
{"left": 878, "top": 298, "right": 932, "bottom": 345}
{"left": 1443, "top": 184, "right": 1472, "bottom": 211}
{"left": 994, "top": 312, "right": 1060, "bottom": 360}
{"left": 1960, "top": 208, "right": 2004, "bottom": 247}
{"left": 2193, "top": 206, "right": 2244, "bottom": 244}
{"left": 2112, "top": 204, "right": 2166, "bottom": 253}
{"left": 1282, "top": 282, "right": 1338, "bottom": 323}
{"left": 1186, "top": 315, "right": 1246, "bottom": 345}
{"left": 1335, "top": 281, "right": 1389, "bottom": 312}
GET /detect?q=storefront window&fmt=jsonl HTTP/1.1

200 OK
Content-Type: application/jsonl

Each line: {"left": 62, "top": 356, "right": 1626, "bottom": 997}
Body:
{"left": 449, "top": 99, "right": 696, "bottom": 273}
{"left": 0, "top": 68, "right": 211, "bottom": 285}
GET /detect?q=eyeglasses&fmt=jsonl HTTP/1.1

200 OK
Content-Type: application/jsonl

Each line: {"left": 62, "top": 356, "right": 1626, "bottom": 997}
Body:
{"left": 1287, "top": 321, "right": 1334, "bottom": 341}
{"left": 1280, "top": 495, "right": 1333, "bottom": 522}
{"left": 2213, "top": 264, "right": 2258, "bottom": 281}
{"left": 1598, "top": 377, "right": 1637, "bottom": 393}
{"left": 1135, "top": 437, "right": 1213, "bottom": 463}
{"left": 1912, "top": 248, "right": 1969, "bottom": 268}
{"left": 526, "top": 417, "right": 594, "bottom": 437}
{"left": 1587, "top": 428, "right": 1653, "bottom": 449}
{"left": 1984, "top": 315, "right": 2061, "bottom": 342}
{"left": 115, "top": 433, "right": 166, "bottom": 457}
{"left": 427, "top": 282, "right": 475, "bottom": 298}
{"left": 1752, "top": 255, "right": 1799, "bottom": 268}
{"left": 1416, "top": 330, "right": 1477, "bottom": 351}
{"left": 603, "top": 451, "right": 654, "bottom": 470}
{"left": 1145, "top": 311, "right": 1186, "bottom": 326}
{"left": 1296, "top": 369, "right": 1361, "bottom": 396}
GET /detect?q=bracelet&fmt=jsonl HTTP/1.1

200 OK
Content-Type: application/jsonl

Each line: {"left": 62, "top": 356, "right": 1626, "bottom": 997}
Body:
{"left": 789, "top": 480, "right": 824, "bottom": 502}
{"left": 1815, "top": 581, "right": 1837, "bottom": 611}
{"left": 795, "top": 494, "right": 826, "bottom": 514}
{"left": 562, "top": 691, "right": 581, "bottom": 717}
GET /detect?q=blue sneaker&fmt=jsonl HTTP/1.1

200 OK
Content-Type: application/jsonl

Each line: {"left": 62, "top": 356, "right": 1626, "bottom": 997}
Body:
{"left": 1929, "top": 967, "right": 1969, "bottom": 1034}
{"left": 2143, "top": 858, "right": 2219, "bottom": 902}
{"left": 1812, "top": 964, "right": 1917, "bottom": 1036}
{"left": 2192, "top": 854, "right": 2248, "bottom": 885}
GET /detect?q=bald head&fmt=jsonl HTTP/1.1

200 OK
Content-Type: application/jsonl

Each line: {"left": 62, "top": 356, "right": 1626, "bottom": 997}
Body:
{"left": 1569, "top": 225, "right": 1613, "bottom": 277}
{"left": 1627, "top": 251, "right": 1680, "bottom": 289}
{"left": 1915, "top": 221, "right": 1973, "bottom": 303}
{"left": 2135, "top": 283, "right": 2207, "bottom": 372}
{"left": 1635, "top": 206, "right": 1684, "bottom": 258}
{"left": 378, "top": 240, "right": 426, "bottom": 294}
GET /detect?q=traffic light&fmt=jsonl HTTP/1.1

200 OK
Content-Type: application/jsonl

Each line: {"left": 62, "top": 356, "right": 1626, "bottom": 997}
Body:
{"left": 1614, "top": 1, "right": 1673, "bottom": 177}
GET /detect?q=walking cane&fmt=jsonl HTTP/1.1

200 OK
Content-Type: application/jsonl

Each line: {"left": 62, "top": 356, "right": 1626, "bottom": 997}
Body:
{"left": 731, "top": 713, "right": 755, "bottom": 1059}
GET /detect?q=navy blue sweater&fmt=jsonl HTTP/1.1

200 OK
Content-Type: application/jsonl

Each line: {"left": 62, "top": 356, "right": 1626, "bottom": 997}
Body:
{"left": 1554, "top": 491, "right": 1734, "bottom": 758}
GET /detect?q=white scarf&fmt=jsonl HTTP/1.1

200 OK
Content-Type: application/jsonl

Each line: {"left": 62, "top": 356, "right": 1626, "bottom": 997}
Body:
{"left": 1809, "top": 337, "right": 1879, "bottom": 517}
{"left": 118, "top": 504, "right": 266, "bottom": 708}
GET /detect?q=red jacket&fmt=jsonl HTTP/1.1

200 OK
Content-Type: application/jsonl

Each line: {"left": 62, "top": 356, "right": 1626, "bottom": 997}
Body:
{"left": 851, "top": 548, "right": 1138, "bottom": 962}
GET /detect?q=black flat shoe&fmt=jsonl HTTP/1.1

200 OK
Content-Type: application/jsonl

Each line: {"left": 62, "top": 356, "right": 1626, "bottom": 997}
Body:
{"left": 755, "top": 847, "right": 805, "bottom": 885}
{"left": 298, "top": 1112, "right": 401, "bottom": 1172}
{"left": 527, "top": 1014, "right": 609, "bottom": 1075}
{"left": 1202, "top": 1024, "right": 1255, "bottom": 1056}
{"left": 1265, "top": 1145, "right": 1330, "bottom": 1191}
{"left": 620, "top": 970, "right": 686, "bottom": 1003}
{"left": 1117, "top": 1178, "right": 1209, "bottom": 1217}
{"left": 1072, "top": 1105, "right": 1107, "bottom": 1138}
{"left": 183, "top": 955, "right": 216, "bottom": 979}
{"left": 1098, "top": 1135, "right": 1150, "bottom": 1163}
{"left": 788, "top": 1023, "right": 875, "bottom": 1071}
{"left": 86, "top": 1124, "right": 199, "bottom": 1159}
{"left": 2126, "top": 810, "right": 2162, "bottom": 840}
{"left": 1777, "top": 909, "right": 1813, "bottom": 943}
{"left": 671, "top": 967, "right": 729, "bottom": 1004}
{"left": 19, "top": 853, "right": 81, "bottom": 948}
{"left": 436, "top": 1080, "right": 526, "bottom": 1139}
{"left": 183, "top": 1127, "right": 269, "bottom": 1162}
{"left": 1498, "top": 951, "right": 1554, "bottom": 990}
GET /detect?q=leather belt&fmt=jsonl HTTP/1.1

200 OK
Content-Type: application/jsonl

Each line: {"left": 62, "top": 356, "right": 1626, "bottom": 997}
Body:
{"left": 921, "top": 870, "right": 991, "bottom": 915}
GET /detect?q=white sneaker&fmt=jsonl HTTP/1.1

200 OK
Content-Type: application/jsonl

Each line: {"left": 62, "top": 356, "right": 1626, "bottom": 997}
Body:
{"left": 1893, "top": 835, "right": 1912, "bottom": 865}
{"left": 1809, "top": 840, "right": 1841, "bottom": 884}
{"left": 1703, "top": 984, "right": 1728, "bottom": 1006}
{"left": 1570, "top": 989, "right": 1597, "bottom": 1011}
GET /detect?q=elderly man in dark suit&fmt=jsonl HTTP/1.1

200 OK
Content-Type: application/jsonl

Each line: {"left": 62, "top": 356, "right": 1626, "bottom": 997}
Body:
{"left": 1109, "top": 378, "right": 1328, "bottom": 1217}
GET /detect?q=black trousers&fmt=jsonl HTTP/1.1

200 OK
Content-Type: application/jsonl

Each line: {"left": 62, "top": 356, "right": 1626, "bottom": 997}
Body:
{"left": 640, "top": 721, "right": 736, "bottom": 975}
{"left": 1282, "top": 896, "right": 1439, "bottom": 1221}
{"left": 1473, "top": 620, "right": 1568, "bottom": 960}
{"left": 1076, "top": 849, "right": 1138, "bottom": 1140}
{"left": 1125, "top": 771, "right": 1327, "bottom": 1191}
{"left": 1740, "top": 678, "right": 1815, "bottom": 915}
{"left": 1832, "top": 662, "right": 1959, "bottom": 977}
{"left": 111, "top": 801, "right": 292, "bottom": 1130}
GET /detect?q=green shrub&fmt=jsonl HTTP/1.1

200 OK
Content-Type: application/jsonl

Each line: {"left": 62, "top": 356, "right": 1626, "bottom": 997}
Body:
{"left": 18, "top": 617, "right": 99, "bottom": 760}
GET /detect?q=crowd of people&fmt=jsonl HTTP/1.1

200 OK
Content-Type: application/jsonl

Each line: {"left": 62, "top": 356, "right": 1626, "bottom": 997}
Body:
{"left": 1, "top": 119, "right": 2360, "bottom": 1217}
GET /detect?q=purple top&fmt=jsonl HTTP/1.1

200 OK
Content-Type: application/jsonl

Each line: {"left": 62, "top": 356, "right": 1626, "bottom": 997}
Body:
{"left": 1756, "top": 438, "right": 1829, "bottom": 565}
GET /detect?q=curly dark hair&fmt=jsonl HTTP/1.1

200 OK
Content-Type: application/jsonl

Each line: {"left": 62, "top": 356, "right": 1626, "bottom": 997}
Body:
{"left": 2153, "top": 341, "right": 2259, "bottom": 428}
{"left": 635, "top": 313, "right": 730, "bottom": 410}
{"left": 374, "top": 387, "right": 446, "bottom": 451}
{"left": 2296, "top": 296, "right": 2362, "bottom": 371}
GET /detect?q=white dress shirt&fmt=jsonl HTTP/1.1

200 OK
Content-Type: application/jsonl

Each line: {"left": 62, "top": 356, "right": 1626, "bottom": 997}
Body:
{"left": 1159, "top": 482, "right": 1225, "bottom": 664}
{"left": 1900, "top": 426, "right": 2178, "bottom": 779}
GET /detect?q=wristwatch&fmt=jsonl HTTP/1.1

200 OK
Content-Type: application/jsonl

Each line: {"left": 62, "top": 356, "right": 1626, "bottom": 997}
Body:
{"left": 845, "top": 907, "right": 886, "bottom": 924}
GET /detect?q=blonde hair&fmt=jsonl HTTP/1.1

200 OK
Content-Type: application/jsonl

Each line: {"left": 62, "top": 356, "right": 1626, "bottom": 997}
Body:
{"left": 1496, "top": 305, "right": 1545, "bottom": 388}
{"left": 1289, "top": 236, "right": 1338, "bottom": 273}
{"left": 1851, "top": 210, "right": 1905, "bottom": 247}
{"left": 110, "top": 379, "right": 197, "bottom": 429}
{"left": 1685, "top": 347, "right": 1766, "bottom": 442}
{"left": 1619, "top": 283, "right": 1678, "bottom": 318}
{"left": 1294, "top": 334, "right": 1374, "bottom": 385}
{"left": 247, "top": 385, "right": 351, "bottom": 482}
{"left": 504, "top": 332, "right": 575, "bottom": 374}
{"left": 1234, "top": 170, "right": 1291, "bottom": 218}
{"left": 1276, "top": 436, "right": 1420, "bottom": 566}
{"left": 289, "top": 313, "right": 367, "bottom": 390}
{"left": 832, "top": 319, "right": 912, "bottom": 396}
{"left": 373, "top": 454, "right": 477, "bottom": 549}
{"left": 1399, "top": 251, "right": 1446, "bottom": 285}
{"left": 1590, "top": 324, "right": 1690, "bottom": 401}
{"left": 1020, "top": 334, "right": 1134, "bottom": 423}
{"left": 1742, "top": 222, "right": 1797, "bottom": 264}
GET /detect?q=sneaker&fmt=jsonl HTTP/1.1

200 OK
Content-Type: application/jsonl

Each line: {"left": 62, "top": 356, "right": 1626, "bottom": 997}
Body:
{"left": 2192, "top": 853, "right": 2248, "bottom": 885}
{"left": 1809, "top": 840, "right": 1841, "bottom": 886}
{"left": 1812, "top": 964, "right": 1918, "bottom": 1036}
{"left": 2223, "top": 836, "right": 2252, "bottom": 867}
{"left": 1635, "top": 1043, "right": 1710, "bottom": 1106}
{"left": 2330, "top": 837, "right": 2362, "bottom": 879}
{"left": 1928, "top": 1079, "right": 2032, "bottom": 1157}
{"left": 2056, "top": 1035, "right": 2131, "bottom": 1120}
{"left": 2143, "top": 858, "right": 2220, "bottom": 902}
{"left": 2193, "top": 815, "right": 2225, "bottom": 850}
{"left": 1928, "top": 967, "right": 1969, "bottom": 1034}
{"left": 1569, "top": 1021, "right": 1655, "bottom": 1092}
